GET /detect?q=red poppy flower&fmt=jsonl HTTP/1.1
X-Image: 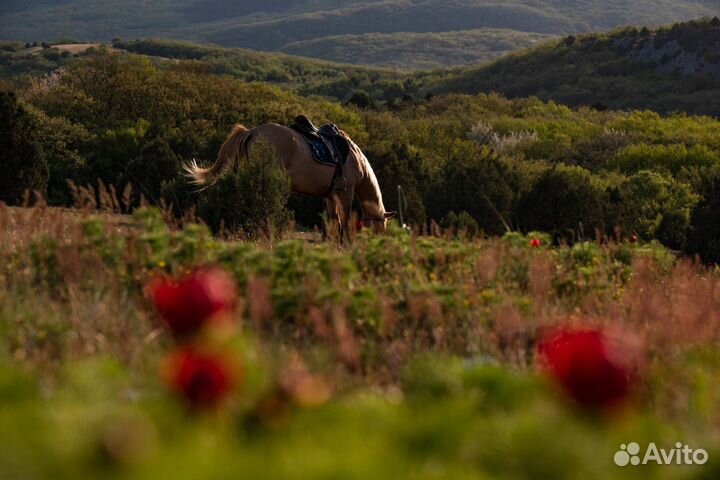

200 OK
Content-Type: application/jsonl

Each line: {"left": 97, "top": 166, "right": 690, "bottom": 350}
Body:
{"left": 629, "top": 235, "right": 638, "bottom": 244}
{"left": 162, "top": 347, "right": 237, "bottom": 409}
{"left": 148, "top": 267, "right": 237, "bottom": 338}
{"left": 530, "top": 239, "right": 542, "bottom": 248}
{"left": 537, "top": 328, "right": 635, "bottom": 410}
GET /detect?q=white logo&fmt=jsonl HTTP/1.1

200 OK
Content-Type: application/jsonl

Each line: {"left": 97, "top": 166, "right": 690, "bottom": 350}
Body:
{"left": 614, "top": 442, "right": 708, "bottom": 467}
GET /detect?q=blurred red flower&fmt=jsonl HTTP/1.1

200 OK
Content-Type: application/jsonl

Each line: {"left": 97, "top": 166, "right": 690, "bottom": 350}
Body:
{"left": 530, "top": 239, "right": 542, "bottom": 248}
{"left": 148, "top": 267, "right": 237, "bottom": 338}
{"left": 163, "top": 347, "right": 237, "bottom": 409}
{"left": 629, "top": 235, "right": 638, "bottom": 244}
{"left": 537, "top": 328, "right": 636, "bottom": 410}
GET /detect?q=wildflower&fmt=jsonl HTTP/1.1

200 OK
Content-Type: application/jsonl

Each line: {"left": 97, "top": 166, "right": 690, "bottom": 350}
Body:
{"left": 629, "top": 235, "right": 638, "bottom": 244}
{"left": 162, "top": 347, "right": 237, "bottom": 409}
{"left": 530, "top": 238, "right": 542, "bottom": 248}
{"left": 148, "top": 267, "right": 237, "bottom": 338}
{"left": 537, "top": 327, "right": 636, "bottom": 410}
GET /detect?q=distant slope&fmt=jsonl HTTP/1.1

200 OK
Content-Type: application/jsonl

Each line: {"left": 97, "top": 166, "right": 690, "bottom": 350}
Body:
{"left": 275, "top": 29, "right": 553, "bottom": 70}
{"left": 1, "top": 0, "right": 718, "bottom": 69}
{"left": 0, "top": 39, "right": 403, "bottom": 102}
{"left": 420, "top": 18, "right": 720, "bottom": 117}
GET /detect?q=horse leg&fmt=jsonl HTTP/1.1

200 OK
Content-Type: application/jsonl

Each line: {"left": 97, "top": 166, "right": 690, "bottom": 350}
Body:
{"left": 324, "top": 196, "right": 342, "bottom": 240}
{"left": 335, "top": 189, "right": 355, "bottom": 243}
{"left": 325, "top": 189, "right": 354, "bottom": 242}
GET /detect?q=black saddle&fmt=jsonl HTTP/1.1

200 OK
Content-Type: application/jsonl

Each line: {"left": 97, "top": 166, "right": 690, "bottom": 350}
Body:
{"left": 290, "top": 115, "right": 350, "bottom": 168}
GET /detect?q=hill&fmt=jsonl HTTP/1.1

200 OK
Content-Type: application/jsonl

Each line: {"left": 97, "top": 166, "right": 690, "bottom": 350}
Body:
{"left": 418, "top": 18, "right": 720, "bottom": 117}
{"left": 279, "top": 28, "right": 553, "bottom": 70}
{"left": 0, "top": 39, "right": 404, "bottom": 102}
{"left": 6, "top": 16, "right": 720, "bottom": 117}
{"left": 1, "top": 0, "right": 718, "bottom": 69}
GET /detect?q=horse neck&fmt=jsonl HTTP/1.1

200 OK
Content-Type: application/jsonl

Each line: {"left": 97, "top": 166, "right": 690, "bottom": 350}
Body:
{"left": 355, "top": 155, "right": 386, "bottom": 219}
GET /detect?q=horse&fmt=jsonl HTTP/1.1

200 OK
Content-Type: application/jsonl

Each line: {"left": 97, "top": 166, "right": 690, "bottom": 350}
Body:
{"left": 183, "top": 122, "right": 396, "bottom": 234}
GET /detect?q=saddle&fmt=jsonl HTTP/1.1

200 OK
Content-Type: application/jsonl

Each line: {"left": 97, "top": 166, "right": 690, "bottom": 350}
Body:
{"left": 290, "top": 115, "right": 352, "bottom": 196}
{"left": 290, "top": 115, "right": 351, "bottom": 168}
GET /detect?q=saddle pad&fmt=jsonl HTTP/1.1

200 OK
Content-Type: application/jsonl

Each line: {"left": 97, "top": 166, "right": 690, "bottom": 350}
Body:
{"left": 291, "top": 122, "right": 351, "bottom": 168}
{"left": 300, "top": 133, "right": 337, "bottom": 167}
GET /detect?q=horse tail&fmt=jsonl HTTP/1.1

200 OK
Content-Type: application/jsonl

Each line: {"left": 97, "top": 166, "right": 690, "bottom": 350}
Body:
{"left": 183, "top": 124, "right": 253, "bottom": 187}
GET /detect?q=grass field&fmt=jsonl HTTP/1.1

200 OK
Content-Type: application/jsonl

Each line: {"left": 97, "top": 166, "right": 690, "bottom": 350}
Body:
{"left": 2, "top": 192, "right": 720, "bottom": 479}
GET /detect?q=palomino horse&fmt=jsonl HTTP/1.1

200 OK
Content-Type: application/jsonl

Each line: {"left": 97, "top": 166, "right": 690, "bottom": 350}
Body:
{"left": 184, "top": 123, "right": 395, "bottom": 233}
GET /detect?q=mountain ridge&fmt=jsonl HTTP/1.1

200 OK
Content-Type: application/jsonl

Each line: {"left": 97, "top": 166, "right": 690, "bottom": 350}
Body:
{"left": 1, "top": 0, "right": 717, "bottom": 69}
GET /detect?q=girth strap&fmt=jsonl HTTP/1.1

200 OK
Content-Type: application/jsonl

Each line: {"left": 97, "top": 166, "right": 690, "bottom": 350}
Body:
{"left": 324, "top": 161, "right": 346, "bottom": 197}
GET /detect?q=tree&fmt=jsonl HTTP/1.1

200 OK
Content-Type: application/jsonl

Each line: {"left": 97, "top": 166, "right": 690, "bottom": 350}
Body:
{"left": 686, "top": 171, "right": 720, "bottom": 263}
{"left": 517, "top": 165, "right": 606, "bottom": 241}
{"left": 347, "top": 90, "right": 373, "bottom": 109}
{"left": 611, "top": 170, "right": 698, "bottom": 248}
{"left": 0, "top": 92, "right": 48, "bottom": 204}
{"left": 367, "top": 142, "right": 427, "bottom": 227}
{"left": 428, "top": 146, "right": 515, "bottom": 236}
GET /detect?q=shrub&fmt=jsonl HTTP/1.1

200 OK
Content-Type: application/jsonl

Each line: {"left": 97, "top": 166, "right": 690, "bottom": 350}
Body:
{"left": 367, "top": 142, "right": 427, "bottom": 227}
{"left": 517, "top": 165, "right": 606, "bottom": 241}
{"left": 440, "top": 211, "right": 480, "bottom": 238}
{"left": 198, "top": 139, "right": 292, "bottom": 238}
{"left": 428, "top": 146, "right": 516, "bottom": 236}
{"left": 611, "top": 170, "right": 698, "bottom": 248}
{"left": 469, "top": 121, "right": 538, "bottom": 154}
{"left": 347, "top": 90, "right": 373, "bottom": 109}
{"left": 686, "top": 171, "right": 720, "bottom": 263}
{"left": 611, "top": 143, "right": 720, "bottom": 174}
{"left": 0, "top": 92, "right": 48, "bottom": 204}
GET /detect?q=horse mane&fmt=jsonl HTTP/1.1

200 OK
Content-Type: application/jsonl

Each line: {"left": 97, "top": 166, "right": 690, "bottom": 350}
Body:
{"left": 351, "top": 139, "right": 387, "bottom": 216}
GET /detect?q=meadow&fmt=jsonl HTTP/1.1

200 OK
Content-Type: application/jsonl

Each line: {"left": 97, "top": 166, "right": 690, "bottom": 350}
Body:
{"left": 2, "top": 196, "right": 720, "bottom": 479}
{"left": 4, "top": 15, "right": 720, "bottom": 479}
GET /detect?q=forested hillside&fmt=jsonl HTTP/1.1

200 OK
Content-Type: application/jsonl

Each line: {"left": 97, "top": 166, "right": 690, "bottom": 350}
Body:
{"left": 420, "top": 17, "right": 720, "bottom": 116}
{"left": 278, "top": 29, "right": 552, "bottom": 70}
{"left": 4, "top": 51, "right": 720, "bottom": 263}
{"left": 1, "top": 0, "right": 717, "bottom": 68}
{"left": 6, "top": 16, "right": 720, "bottom": 116}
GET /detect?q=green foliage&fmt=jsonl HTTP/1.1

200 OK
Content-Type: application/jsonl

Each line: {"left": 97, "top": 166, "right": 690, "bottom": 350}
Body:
{"left": 0, "top": 91, "right": 48, "bottom": 204}
{"left": 611, "top": 170, "right": 699, "bottom": 248}
{"left": 611, "top": 143, "right": 720, "bottom": 174}
{"left": 2, "top": 0, "right": 716, "bottom": 70}
{"left": 4, "top": 49, "right": 720, "bottom": 259}
{"left": 4, "top": 208, "right": 719, "bottom": 479}
{"left": 686, "top": 169, "right": 720, "bottom": 263}
{"left": 422, "top": 19, "right": 720, "bottom": 117}
{"left": 440, "top": 211, "right": 481, "bottom": 238}
{"left": 281, "top": 28, "right": 553, "bottom": 70}
{"left": 428, "top": 147, "right": 516, "bottom": 236}
{"left": 198, "top": 140, "right": 292, "bottom": 238}
{"left": 517, "top": 165, "right": 607, "bottom": 240}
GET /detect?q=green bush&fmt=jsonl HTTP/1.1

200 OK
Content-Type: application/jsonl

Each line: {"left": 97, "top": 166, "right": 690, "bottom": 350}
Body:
{"left": 610, "top": 170, "right": 698, "bottom": 248}
{"left": 440, "top": 211, "right": 480, "bottom": 238}
{"left": 0, "top": 92, "right": 48, "bottom": 204}
{"left": 517, "top": 165, "right": 607, "bottom": 241}
{"left": 686, "top": 171, "right": 720, "bottom": 263}
{"left": 611, "top": 143, "right": 720, "bottom": 174}
{"left": 198, "top": 140, "right": 292, "bottom": 238}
